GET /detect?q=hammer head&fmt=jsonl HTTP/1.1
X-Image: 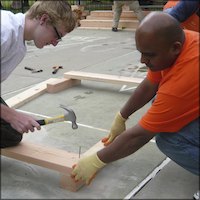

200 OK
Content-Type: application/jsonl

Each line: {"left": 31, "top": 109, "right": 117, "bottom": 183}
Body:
{"left": 60, "top": 104, "right": 78, "bottom": 129}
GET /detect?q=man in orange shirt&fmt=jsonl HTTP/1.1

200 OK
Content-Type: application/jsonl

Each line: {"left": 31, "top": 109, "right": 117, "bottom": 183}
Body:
{"left": 71, "top": 12, "right": 199, "bottom": 197}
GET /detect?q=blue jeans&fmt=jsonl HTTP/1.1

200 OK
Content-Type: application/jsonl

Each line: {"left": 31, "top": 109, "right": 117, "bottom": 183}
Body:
{"left": 156, "top": 118, "right": 199, "bottom": 175}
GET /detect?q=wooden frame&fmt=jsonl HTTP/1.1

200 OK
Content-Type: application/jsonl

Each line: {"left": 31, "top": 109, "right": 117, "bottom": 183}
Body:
{"left": 1, "top": 71, "right": 142, "bottom": 191}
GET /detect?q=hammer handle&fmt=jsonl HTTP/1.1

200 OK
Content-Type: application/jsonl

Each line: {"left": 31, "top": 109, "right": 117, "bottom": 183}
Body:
{"left": 37, "top": 119, "right": 46, "bottom": 126}
{"left": 36, "top": 115, "right": 65, "bottom": 126}
{"left": 52, "top": 68, "right": 59, "bottom": 74}
{"left": 24, "top": 66, "right": 34, "bottom": 71}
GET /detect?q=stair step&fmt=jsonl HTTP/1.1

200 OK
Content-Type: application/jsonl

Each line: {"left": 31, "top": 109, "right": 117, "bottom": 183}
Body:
{"left": 86, "top": 15, "right": 136, "bottom": 20}
{"left": 78, "top": 27, "right": 136, "bottom": 31}
{"left": 90, "top": 10, "right": 137, "bottom": 18}
{"left": 80, "top": 19, "right": 139, "bottom": 29}
{"left": 78, "top": 9, "right": 150, "bottom": 30}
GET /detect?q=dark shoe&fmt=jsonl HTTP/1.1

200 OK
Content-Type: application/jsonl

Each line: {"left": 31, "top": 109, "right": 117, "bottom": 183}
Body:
{"left": 112, "top": 27, "right": 118, "bottom": 32}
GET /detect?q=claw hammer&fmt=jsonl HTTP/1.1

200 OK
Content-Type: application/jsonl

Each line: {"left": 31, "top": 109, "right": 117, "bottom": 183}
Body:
{"left": 36, "top": 105, "right": 78, "bottom": 129}
{"left": 52, "top": 66, "right": 63, "bottom": 74}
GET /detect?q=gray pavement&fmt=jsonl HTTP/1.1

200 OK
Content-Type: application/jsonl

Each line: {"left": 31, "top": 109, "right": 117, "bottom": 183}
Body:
{"left": 1, "top": 28, "right": 199, "bottom": 199}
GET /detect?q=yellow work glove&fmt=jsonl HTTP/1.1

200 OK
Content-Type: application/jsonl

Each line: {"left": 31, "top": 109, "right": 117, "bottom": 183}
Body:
{"left": 71, "top": 153, "right": 106, "bottom": 185}
{"left": 102, "top": 112, "right": 127, "bottom": 146}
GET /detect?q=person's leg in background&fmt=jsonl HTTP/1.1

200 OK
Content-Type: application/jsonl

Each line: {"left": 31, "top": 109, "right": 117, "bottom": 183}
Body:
{"left": 128, "top": 0, "right": 145, "bottom": 22}
{"left": 112, "top": 1, "right": 124, "bottom": 32}
{"left": 0, "top": 98, "right": 23, "bottom": 148}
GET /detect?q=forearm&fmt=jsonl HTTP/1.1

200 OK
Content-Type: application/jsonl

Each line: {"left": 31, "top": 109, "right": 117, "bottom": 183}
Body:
{"left": 98, "top": 124, "right": 155, "bottom": 163}
{"left": 1, "top": 103, "right": 40, "bottom": 133}
{"left": 0, "top": 103, "right": 15, "bottom": 122}
{"left": 71, "top": 123, "right": 156, "bottom": 185}
{"left": 120, "top": 78, "right": 158, "bottom": 119}
{"left": 167, "top": 1, "right": 199, "bottom": 22}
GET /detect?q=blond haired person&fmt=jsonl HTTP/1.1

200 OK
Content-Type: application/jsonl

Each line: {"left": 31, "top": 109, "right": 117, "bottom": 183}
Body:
{"left": 1, "top": 1, "right": 76, "bottom": 148}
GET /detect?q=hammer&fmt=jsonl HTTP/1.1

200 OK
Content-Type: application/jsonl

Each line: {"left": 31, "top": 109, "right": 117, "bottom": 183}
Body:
{"left": 36, "top": 105, "right": 78, "bottom": 129}
{"left": 52, "top": 66, "right": 63, "bottom": 74}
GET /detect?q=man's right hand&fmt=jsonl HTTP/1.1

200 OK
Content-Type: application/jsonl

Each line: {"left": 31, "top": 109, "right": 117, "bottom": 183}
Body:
{"left": 102, "top": 112, "right": 127, "bottom": 146}
{"left": 9, "top": 111, "right": 41, "bottom": 134}
{"left": 1, "top": 104, "right": 41, "bottom": 134}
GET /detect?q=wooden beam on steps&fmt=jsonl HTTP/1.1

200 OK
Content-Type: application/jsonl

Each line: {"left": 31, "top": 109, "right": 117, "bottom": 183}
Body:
{"left": 80, "top": 19, "right": 139, "bottom": 29}
{"left": 1, "top": 142, "right": 83, "bottom": 191}
{"left": 87, "top": 10, "right": 138, "bottom": 20}
{"left": 64, "top": 71, "right": 143, "bottom": 86}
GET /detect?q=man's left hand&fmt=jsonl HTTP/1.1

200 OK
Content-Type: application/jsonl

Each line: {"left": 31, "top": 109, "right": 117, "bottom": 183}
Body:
{"left": 71, "top": 153, "right": 106, "bottom": 185}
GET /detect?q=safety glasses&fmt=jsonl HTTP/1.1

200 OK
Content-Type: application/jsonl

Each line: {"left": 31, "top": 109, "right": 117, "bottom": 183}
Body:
{"left": 53, "top": 26, "right": 62, "bottom": 42}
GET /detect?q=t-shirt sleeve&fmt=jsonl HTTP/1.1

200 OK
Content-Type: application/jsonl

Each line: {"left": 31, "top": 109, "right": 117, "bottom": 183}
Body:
{"left": 1, "top": 19, "right": 14, "bottom": 59}
{"left": 165, "top": 1, "right": 199, "bottom": 22}
{"left": 139, "top": 92, "right": 198, "bottom": 133}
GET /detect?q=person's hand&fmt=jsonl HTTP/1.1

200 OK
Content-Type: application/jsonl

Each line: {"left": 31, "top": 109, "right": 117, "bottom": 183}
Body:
{"left": 10, "top": 111, "right": 41, "bottom": 134}
{"left": 102, "top": 112, "right": 127, "bottom": 146}
{"left": 71, "top": 153, "right": 106, "bottom": 185}
{"left": 1, "top": 106, "right": 41, "bottom": 134}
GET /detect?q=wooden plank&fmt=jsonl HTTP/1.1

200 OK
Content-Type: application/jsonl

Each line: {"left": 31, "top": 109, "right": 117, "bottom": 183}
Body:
{"left": 64, "top": 71, "right": 143, "bottom": 85}
{"left": 60, "top": 174, "right": 84, "bottom": 192}
{"left": 80, "top": 19, "right": 139, "bottom": 29}
{"left": 6, "top": 78, "right": 58, "bottom": 109}
{"left": 3, "top": 72, "right": 111, "bottom": 191}
{"left": 83, "top": 140, "right": 104, "bottom": 157}
{"left": 1, "top": 142, "right": 78, "bottom": 174}
{"left": 60, "top": 140, "right": 104, "bottom": 190}
{"left": 46, "top": 78, "right": 81, "bottom": 93}
{"left": 1, "top": 141, "right": 84, "bottom": 191}
{"left": 1, "top": 140, "right": 105, "bottom": 191}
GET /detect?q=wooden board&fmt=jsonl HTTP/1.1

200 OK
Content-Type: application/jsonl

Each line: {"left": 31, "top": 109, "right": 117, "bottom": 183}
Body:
{"left": 83, "top": 140, "right": 104, "bottom": 157}
{"left": 5, "top": 77, "right": 81, "bottom": 108}
{"left": 1, "top": 142, "right": 78, "bottom": 174}
{"left": 1, "top": 140, "right": 105, "bottom": 170}
{"left": 46, "top": 78, "right": 81, "bottom": 93}
{"left": 64, "top": 71, "right": 143, "bottom": 85}
{"left": 6, "top": 78, "right": 57, "bottom": 109}
{"left": 2, "top": 71, "right": 138, "bottom": 191}
{"left": 1, "top": 140, "right": 105, "bottom": 191}
{"left": 1, "top": 141, "right": 84, "bottom": 191}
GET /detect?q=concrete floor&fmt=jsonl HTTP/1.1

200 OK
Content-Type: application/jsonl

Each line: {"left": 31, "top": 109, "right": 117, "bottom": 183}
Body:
{"left": 1, "top": 28, "right": 199, "bottom": 199}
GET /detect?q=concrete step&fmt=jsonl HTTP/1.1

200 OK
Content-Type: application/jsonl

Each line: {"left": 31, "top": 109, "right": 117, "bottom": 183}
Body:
{"left": 89, "top": 10, "right": 137, "bottom": 19}
{"left": 78, "top": 9, "right": 149, "bottom": 30}
{"left": 80, "top": 19, "right": 139, "bottom": 29}
{"left": 86, "top": 15, "right": 136, "bottom": 20}
{"left": 82, "top": 10, "right": 90, "bottom": 19}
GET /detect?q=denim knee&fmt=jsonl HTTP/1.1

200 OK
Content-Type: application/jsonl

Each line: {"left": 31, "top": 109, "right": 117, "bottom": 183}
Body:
{"left": 155, "top": 119, "right": 199, "bottom": 175}
{"left": 156, "top": 134, "right": 168, "bottom": 155}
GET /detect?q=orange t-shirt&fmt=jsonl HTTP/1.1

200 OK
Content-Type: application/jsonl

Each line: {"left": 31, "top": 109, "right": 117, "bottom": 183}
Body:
{"left": 139, "top": 30, "right": 199, "bottom": 133}
{"left": 163, "top": 0, "right": 199, "bottom": 32}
